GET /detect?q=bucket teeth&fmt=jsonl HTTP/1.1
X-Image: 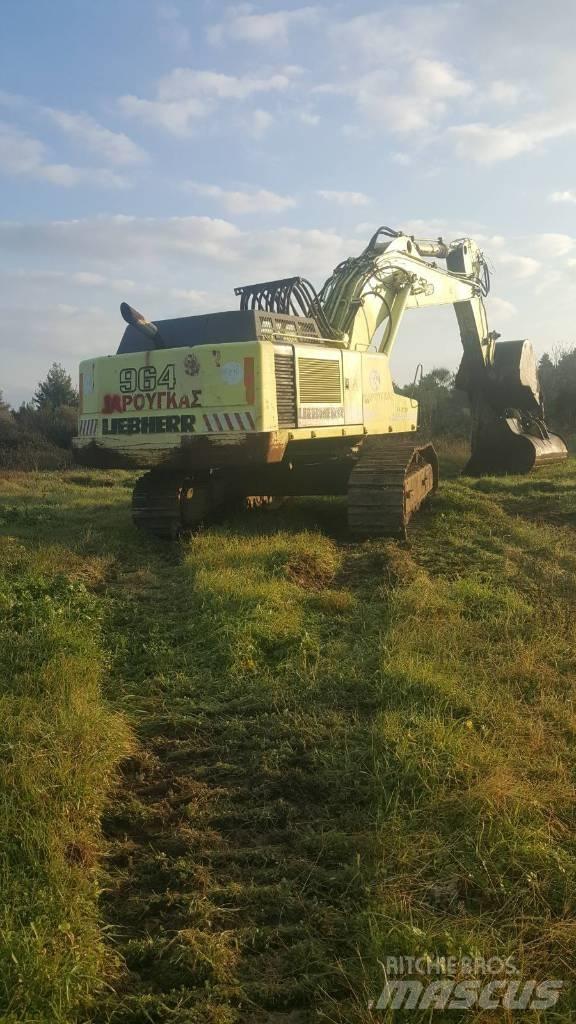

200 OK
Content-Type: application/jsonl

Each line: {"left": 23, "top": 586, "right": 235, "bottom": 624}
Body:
{"left": 465, "top": 417, "right": 567, "bottom": 475}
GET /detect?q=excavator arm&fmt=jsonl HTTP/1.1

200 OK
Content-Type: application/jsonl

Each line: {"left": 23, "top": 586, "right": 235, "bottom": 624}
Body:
{"left": 237, "top": 226, "right": 566, "bottom": 474}
{"left": 319, "top": 227, "right": 494, "bottom": 367}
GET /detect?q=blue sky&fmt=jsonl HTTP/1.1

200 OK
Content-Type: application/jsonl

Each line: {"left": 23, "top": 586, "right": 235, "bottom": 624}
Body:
{"left": 2, "top": 0, "right": 576, "bottom": 405}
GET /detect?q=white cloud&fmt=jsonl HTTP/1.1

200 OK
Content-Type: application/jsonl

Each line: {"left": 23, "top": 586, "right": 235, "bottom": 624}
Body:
{"left": 119, "top": 68, "right": 294, "bottom": 136}
{"left": 497, "top": 253, "right": 541, "bottom": 278}
{"left": 71, "top": 271, "right": 106, "bottom": 286}
{"left": 358, "top": 86, "right": 442, "bottom": 133}
{"left": 316, "top": 190, "right": 370, "bottom": 207}
{"left": 118, "top": 95, "right": 206, "bottom": 136}
{"left": 44, "top": 108, "right": 146, "bottom": 165}
{"left": 169, "top": 287, "right": 210, "bottom": 305}
{"left": 475, "top": 233, "right": 506, "bottom": 249}
{"left": 112, "top": 278, "right": 137, "bottom": 293}
{"left": 208, "top": 6, "right": 318, "bottom": 46}
{"left": 449, "top": 112, "right": 576, "bottom": 164}
{"left": 324, "top": 57, "right": 472, "bottom": 136}
{"left": 157, "top": 4, "right": 191, "bottom": 50}
{"left": 0, "top": 215, "right": 355, "bottom": 286}
{"left": 533, "top": 269, "right": 565, "bottom": 296}
{"left": 321, "top": 4, "right": 576, "bottom": 168}
{"left": 183, "top": 182, "right": 296, "bottom": 214}
{"left": 410, "top": 58, "right": 471, "bottom": 99}
{"left": 489, "top": 296, "right": 518, "bottom": 321}
{"left": 485, "top": 80, "right": 524, "bottom": 105}
{"left": 549, "top": 189, "right": 576, "bottom": 204}
{"left": 248, "top": 109, "right": 273, "bottom": 139}
{"left": 0, "top": 268, "right": 139, "bottom": 294}
{"left": 0, "top": 122, "right": 129, "bottom": 188}
{"left": 532, "top": 233, "right": 574, "bottom": 258}
{"left": 0, "top": 122, "right": 51, "bottom": 174}
{"left": 158, "top": 68, "right": 292, "bottom": 102}
{"left": 329, "top": 12, "right": 423, "bottom": 64}
{"left": 0, "top": 215, "right": 243, "bottom": 271}
{"left": 0, "top": 215, "right": 359, "bottom": 403}
{"left": 299, "top": 111, "right": 319, "bottom": 126}
{"left": 391, "top": 152, "right": 412, "bottom": 166}
{"left": 5, "top": 214, "right": 576, "bottom": 405}
{"left": 55, "top": 302, "right": 106, "bottom": 317}
{"left": 354, "top": 222, "right": 373, "bottom": 235}
{"left": 0, "top": 90, "right": 28, "bottom": 111}
{"left": 449, "top": 122, "right": 535, "bottom": 162}
{"left": 0, "top": 92, "right": 146, "bottom": 166}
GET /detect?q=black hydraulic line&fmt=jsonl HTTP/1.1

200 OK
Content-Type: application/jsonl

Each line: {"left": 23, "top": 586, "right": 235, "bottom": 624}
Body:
{"left": 234, "top": 276, "right": 341, "bottom": 338}
{"left": 234, "top": 231, "right": 491, "bottom": 345}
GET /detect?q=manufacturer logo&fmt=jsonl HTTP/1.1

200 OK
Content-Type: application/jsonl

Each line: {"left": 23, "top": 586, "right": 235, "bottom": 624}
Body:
{"left": 184, "top": 353, "right": 200, "bottom": 376}
{"left": 102, "top": 415, "right": 196, "bottom": 435}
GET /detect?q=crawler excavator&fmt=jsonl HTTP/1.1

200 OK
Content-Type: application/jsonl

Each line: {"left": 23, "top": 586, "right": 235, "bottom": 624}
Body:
{"left": 73, "top": 227, "right": 567, "bottom": 538}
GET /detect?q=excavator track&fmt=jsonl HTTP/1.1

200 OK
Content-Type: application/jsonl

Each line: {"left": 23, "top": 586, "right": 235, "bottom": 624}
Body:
{"left": 132, "top": 471, "right": 211, "bottom": 539}
{"left": 347, "top": 436, "right": 438, "bottom": 539}
{"left": 132, "top": 472, "right": 279, "bottom": 539}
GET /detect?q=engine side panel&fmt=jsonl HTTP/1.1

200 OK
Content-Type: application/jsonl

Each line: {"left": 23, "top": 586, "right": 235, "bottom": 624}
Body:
{"left": 74, "top": 337, "right": 418, "bottom": 471}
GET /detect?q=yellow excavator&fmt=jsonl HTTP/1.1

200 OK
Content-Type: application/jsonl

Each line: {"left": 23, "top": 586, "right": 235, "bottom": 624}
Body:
{"left": 73, "top": 227, "right": 567, "bottom": 538}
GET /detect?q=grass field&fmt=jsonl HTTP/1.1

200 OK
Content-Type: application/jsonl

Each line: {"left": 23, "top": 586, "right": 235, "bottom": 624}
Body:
{"left": 1, "top": 448, "right": 576, "bottom": 1022}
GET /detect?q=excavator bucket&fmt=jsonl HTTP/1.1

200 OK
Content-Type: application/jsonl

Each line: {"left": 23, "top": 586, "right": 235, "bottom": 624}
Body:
{"left": 460, "top": 340, "right": 568, "bottom": 476}
{"left": 464, "top": 415, "right": 567, "bottom": 475}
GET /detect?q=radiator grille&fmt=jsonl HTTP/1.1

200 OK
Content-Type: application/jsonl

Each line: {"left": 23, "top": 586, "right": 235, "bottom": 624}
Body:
{"left": 257, "top": 314, "right": 320, "bottom": 339}
{"left": 297, "top": 357, "right": 342, "bottom": 404}
{"left": 274, "top": 352, "right": 297, "bottom": 427}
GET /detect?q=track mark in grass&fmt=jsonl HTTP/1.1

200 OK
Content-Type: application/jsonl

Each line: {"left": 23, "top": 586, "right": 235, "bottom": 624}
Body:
{"left": 0, "top": 501, "right": 57, "bottom": 524}
{"left": 96, "top": 527, "right": 390, "bottom": 1023}
{"left": 6, "top": 469, "right": 576, "bottom": 1021}
{"left": 97, "top": 477, "right": 576, "bottom": 1021}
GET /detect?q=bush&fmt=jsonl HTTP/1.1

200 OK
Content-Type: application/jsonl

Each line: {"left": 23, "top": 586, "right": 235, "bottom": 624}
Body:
{"left": 16, "top": 404, "right": 78, "bottom": 450}
{"left": 0, "top": 366, "right": 79, "bottom": 471}
{"left": 0, "top": 415, "right": 72, "bottom": 471}
{"left": 398, "top": 368, "right": 471, "bottom": 438}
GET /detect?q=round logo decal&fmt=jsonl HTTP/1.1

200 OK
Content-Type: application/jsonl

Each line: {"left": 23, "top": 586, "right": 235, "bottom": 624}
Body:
{"left": 221, "top": 361, "right": 243, "bottom": 385}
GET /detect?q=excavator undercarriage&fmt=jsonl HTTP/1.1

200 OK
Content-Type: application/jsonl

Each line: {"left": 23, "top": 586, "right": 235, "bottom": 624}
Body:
{"left": 130, "top": 436, "right": 439, "bottom": 541}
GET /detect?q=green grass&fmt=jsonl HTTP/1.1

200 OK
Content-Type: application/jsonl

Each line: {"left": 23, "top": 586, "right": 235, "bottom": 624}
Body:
{"left": 0, "top": 476, "right": 133, "bottom": 1023}
{"left": 0, "top": 457, "right": 575, "bottom": 1022}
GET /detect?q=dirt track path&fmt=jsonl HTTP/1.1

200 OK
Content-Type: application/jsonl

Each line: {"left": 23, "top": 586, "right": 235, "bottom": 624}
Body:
{"left": 94, "top": 515, "right": 385, "bottom": 1023}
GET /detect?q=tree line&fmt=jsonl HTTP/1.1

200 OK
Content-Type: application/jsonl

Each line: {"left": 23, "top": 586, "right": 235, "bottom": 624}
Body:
{"left": 0, "top": 364, "right": 79, "bottom": 469}
{"left": 397, "top": 349, "right": 576, "bottom": 441}
{"left": 1, "top": 349, "right": 575, "bottom": 469}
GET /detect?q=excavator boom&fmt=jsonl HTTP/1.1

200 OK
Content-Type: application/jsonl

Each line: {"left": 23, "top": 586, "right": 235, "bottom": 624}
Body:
{"left": 237, "top": 226, "right": 567, "bottom": 475}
